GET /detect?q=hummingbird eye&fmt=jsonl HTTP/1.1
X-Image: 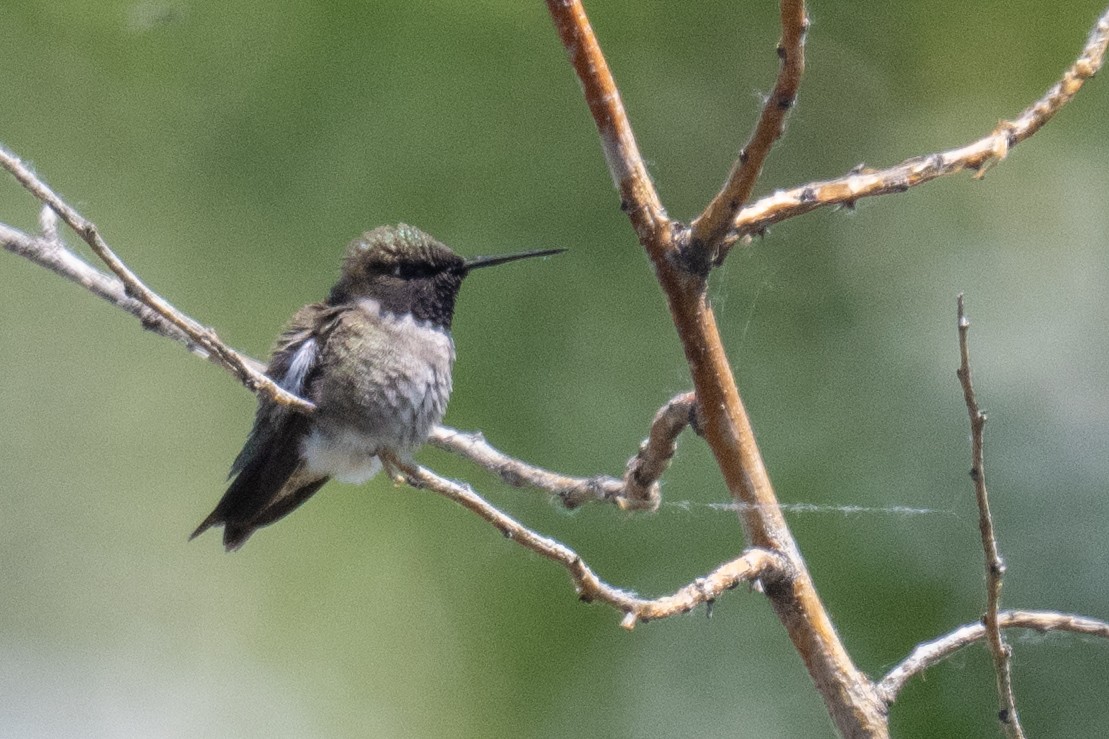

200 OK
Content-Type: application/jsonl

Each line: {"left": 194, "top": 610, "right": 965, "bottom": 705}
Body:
{"left": 387, "top": 261, "right": 438, "bottom": 280}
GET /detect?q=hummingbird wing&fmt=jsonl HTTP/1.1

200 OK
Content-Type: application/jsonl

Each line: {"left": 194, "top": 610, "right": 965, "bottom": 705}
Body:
{"left": 191, "top": 302, "right": 343, "bottom": 550}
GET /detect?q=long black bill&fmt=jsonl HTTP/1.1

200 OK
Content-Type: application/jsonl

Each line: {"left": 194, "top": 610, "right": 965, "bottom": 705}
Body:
{"left": 460, "top": 247, "right": 566, "bottom": 273}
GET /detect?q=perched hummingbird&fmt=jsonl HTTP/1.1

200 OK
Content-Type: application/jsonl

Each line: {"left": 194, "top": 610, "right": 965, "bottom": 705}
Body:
{"left": 191, "top": 224, "right": 562, "bottom": 550}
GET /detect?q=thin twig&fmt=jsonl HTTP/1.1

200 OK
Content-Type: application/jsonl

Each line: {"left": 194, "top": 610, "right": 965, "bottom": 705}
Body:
{"left": 544, "top": 0, "right": 670, "bottom": 248}
{"left": 621, "top": 391, "right": 699, "bottom": 509}
{"left": 430, "top": 392, "right": 697, "bottom": 511}
{"left": 877, "top": 610, "right": 1109, "bottom": 706}
{"left": 384, "top": 452, "right": 788, "bottom": 629}
{"left": 957, "top": 295, "right": 1024, "bottom": 737}
{"left": 691, "top": 0, "right": 807, "bottom": 264}
{"left": 726, "top": 8, "right": 1109, "bottom": 247}
{"left": 0, "top": 145, "right": 313, "bottom": 414}
{"left": 430, "top": 426, "right": 627, "bottom": 506}
{"left": 0, "top": 216, "right": 207, "bottom": 357}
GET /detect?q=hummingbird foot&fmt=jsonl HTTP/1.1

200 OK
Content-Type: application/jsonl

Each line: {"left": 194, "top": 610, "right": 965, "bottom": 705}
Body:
{"left": 378, "top": 450, "right": 409, "bottom": 486}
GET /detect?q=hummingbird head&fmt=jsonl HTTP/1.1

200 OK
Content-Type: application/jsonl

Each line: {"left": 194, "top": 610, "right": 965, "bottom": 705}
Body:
{"left": 329, "top": 224, "right": 563, "bottom": 328}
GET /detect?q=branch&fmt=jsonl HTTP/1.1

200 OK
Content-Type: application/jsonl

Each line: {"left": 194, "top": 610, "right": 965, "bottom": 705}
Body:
{"left": 621, "top": 391, "right": 699, "bottom": 509}
{"left": 0, "top": 214, "right": 206, "bottom": 356}
{"left": 429, "top": 391, "right": 698, "bottom": 511}
{"left": 0, "top": 145, "right": 313, "bottom": 414}
{"left": 430, "top": 426, "right": 627, "bottom": 506}
{"left": 547, "top": 3, "right": 887, "bottom": 736}
{"left": 1, "top": 142, "right": 768, "bottom": 637}
{"left": 0, "top": 151, "right": 765, "bottom": 626}
{"left": 726, "top": 8, "right": 1109, "bottom": 247}
{"left": 956, "top": 296, "right": 1023, "bottom": 737}
{"left": 877, "top": 610, "right": 1109, "bottom": 706}
{"left": 1, "top": 146, "right": 700, "bottom": 524}
{"left": 383, "top": 452, "right": 789, "bottom": 629}
{"left": 690, "top": 0, "right": 808, "bottom": 264}
{"left": 544, "top": 0, "right": 670, "bottom": 248}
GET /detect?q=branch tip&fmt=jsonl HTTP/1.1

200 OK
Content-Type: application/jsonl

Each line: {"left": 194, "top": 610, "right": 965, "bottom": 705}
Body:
{"left": 956, "top": 294, "right": 1025, "bottom": 738}
{"left": 691, "top": 0, "right": 808, "bottom": 261}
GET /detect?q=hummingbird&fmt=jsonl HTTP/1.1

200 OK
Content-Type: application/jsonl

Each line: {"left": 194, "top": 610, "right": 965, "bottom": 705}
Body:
{"left": 190, "top": 224, "right": 563, "bottom": 550}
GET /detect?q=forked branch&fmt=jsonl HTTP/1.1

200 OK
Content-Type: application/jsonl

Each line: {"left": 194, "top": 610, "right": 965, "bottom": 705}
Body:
{"left": 726, "top": 9, "right": 1109, "bottom": 247}
{"left": 431, "top": 391, "right": 698, "bottom": 511}
{"left": 878, "top": 610, "right": 1109, "bottom": 706}
{"left": 0, "top": 146, "right": 313, "bottom": 414}
{"left": 544, "top": 2, "right": 1109, "bottom": 737}
{"left": 3, "top": 3, "right": 1109, "bottom": 736}
{"left": 546, "top": 2, "right": 888, "bottom": 736}
{"left": 691, "top": 0, "right": 808, "bottom": 263}
{"left": 383, "top": 452, "right": 789, "bottom": 629}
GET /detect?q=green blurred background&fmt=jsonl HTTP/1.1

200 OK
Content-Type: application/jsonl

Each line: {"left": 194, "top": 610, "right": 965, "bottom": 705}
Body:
{"left": 2, "top": 1, "right": 1108, "bottom": 736}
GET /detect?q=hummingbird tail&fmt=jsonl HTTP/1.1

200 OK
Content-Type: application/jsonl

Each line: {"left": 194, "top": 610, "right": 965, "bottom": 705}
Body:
{"left": 222, "top": 474, "right": 329, "bottom": 551}
{"left": 190, "top": 410, "right": 330, "bottom": 551}
{"left": 189, "top": 514, "right": 219, "bottom": 542}
{"left": 189, "top": 472, "right": 330, "bottom": 551}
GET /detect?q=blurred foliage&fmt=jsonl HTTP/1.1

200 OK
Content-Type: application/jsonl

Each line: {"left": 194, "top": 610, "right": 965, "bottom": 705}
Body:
{"left": 2, "top": 1, "right": 1108, "bottom": 737}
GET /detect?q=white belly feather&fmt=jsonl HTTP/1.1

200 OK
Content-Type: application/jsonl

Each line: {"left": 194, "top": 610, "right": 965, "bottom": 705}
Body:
{"left": 300, "top": 298, "right": 455, "bottom": 482}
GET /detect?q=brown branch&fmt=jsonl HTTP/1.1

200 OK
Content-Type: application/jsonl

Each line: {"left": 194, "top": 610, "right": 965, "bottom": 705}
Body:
{"left": 547, "top": 3, "right": 888, "bottom": 736}
{"left": 877, "top": 610, "right": 1109, "bottom": 706}
{"left": 544, "top": 0, "right": 669, "bottom": 247}
{"left": 0, "top": 145, "right": 313, "bottom": 414}
{"left": 691, "top": 0, "right": 808, "bottom": 263}
{"left": 430, "top": 391, "right": 697, "bottom": 511}
{"left": 956, "top": 296, "right": 1024, "bottom": 737}
{"left": 5, "top": 5, "right": 1107, "bottom": 735}
{"left": 384, "top": 452, "right": 789, "bottom": 629}
{"left": 726, "top": 8, "right": 1109, "bottom": 246}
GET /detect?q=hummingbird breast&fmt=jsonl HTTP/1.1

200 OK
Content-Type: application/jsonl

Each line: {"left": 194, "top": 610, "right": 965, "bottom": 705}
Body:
{"left": 302, "top": 298, "right": 455, "bottom": 483}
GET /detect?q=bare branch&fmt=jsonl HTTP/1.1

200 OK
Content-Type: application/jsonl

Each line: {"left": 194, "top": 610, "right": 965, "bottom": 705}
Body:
{"left": 544, "top": 0, "right": 670, "bottom": 248}
{"left": 430, "top": 426, "right": 625, "bottom": 506}
{"left": 0, "top": 217, "right": 206, "bottom": 357}
{"left": 956, "top": 295, "right": 1024, "bottom": 737}
{"left": 2, "top": 153, "right": 697, "bottom": 515}
{"left": 619, "top": 549, "right": 788, "bottom": 630}
{"left": 727, "top": 8, "right": 1109, "bottom": 246}
{"left": 877, "top": 610, "right": 1109, "bottom": 706}
{"left": 545, "top": 4, "right": 888, "bottom": 735}
{"left": 4, "top": 4, "right": 1106, "bottom": 736}
{"left": 383, "top": 452, "right": 788, "bottom": 628}
{"left": 0, "top": 145, "right": 313, "bottom": 413}
{"left": 621, "top": 391, "right": 698, "bottom": 509}
{"left": 691, "top": 0, "right": 808, "bottom": 262}
{"left": 431, "top": 391, "right": 697, "bottom": 511}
